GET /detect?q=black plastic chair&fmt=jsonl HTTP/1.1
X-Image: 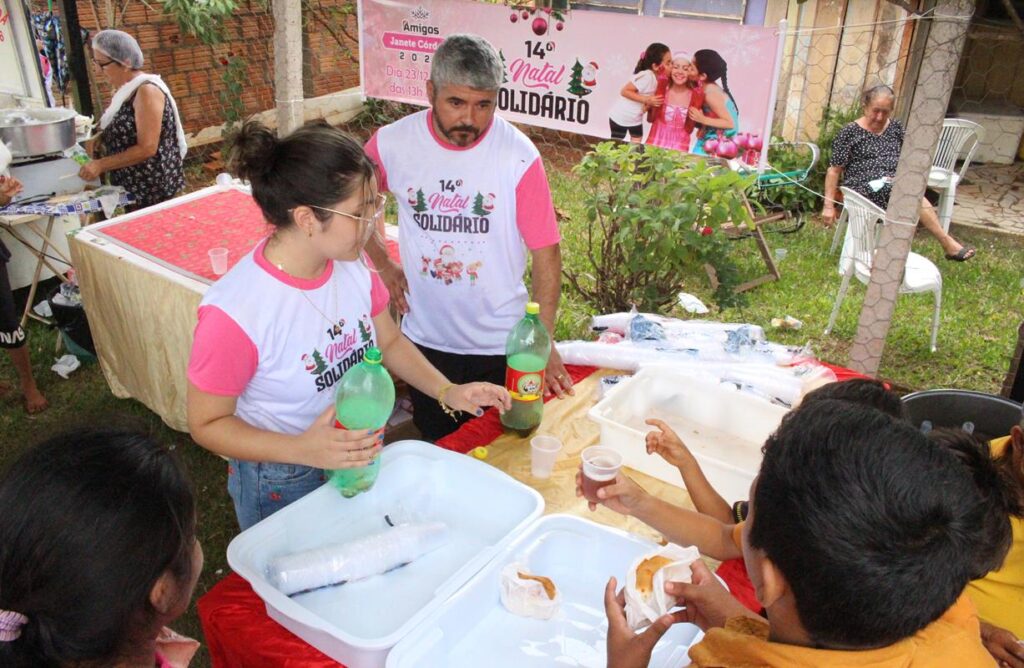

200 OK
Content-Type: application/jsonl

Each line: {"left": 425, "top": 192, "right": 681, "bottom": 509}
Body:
{"left": 901, "top": 389, "right": 1022, "bottom": 441}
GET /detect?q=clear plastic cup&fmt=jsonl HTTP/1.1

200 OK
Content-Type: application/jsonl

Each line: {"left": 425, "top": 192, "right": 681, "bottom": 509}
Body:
{"left": 530, "top": 435, "right": 562, "bottom": 478}
{"left": 581, "top": 446, "right": 622, "bottom": 503}
{"left": 208, "top": 247, "right": 229, "bottom": 275}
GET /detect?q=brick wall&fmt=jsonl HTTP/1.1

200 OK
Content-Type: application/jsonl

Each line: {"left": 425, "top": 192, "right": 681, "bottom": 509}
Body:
{"left": 73, "top": 1, "right": 361, "bottom": 135}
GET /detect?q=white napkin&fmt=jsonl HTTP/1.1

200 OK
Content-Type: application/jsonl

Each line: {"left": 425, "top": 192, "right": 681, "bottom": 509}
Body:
{"left": 500, "top": 561, "right": 560, "bottom": 620}
{"left": 51, "top": 354, "right": 81, "bottom": 379}
{"left": 624, "top": 544, "right": 700, "bottom": 630}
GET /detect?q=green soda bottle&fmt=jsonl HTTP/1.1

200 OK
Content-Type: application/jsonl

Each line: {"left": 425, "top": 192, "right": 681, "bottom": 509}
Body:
{"left": 500, "top": 302, "right": 551, "bottom": 437}
{"left": 330, "top": 347, "right": 395, "bottom": 498}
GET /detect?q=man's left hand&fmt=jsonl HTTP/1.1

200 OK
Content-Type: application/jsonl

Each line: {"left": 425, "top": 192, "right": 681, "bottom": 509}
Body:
{"left": 605, "top": 576, "right": 687, "bottom": 668}
{"left": 544, "top": 346, "right": 574, "bottom": 399}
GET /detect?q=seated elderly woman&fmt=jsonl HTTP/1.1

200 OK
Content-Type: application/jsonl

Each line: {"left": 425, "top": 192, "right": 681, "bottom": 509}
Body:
{"left": 78, "top": 29, "right": 186, "bottom": 210}
{"left": 822, "top": 84, "right": 975, "bottom": 262}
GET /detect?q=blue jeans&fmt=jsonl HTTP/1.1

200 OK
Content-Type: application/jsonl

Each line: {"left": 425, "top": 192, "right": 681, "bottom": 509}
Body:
{"left": 228, "top": 459, "right": 327, "bottom": 531}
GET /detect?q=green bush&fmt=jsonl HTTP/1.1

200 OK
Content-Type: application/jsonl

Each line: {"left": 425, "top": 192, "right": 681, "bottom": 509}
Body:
{"left": 752, "top": 103, "right": 861, "bottom": 213}
{"left": 565, "top": 142, "right": 752, "bottom": 313}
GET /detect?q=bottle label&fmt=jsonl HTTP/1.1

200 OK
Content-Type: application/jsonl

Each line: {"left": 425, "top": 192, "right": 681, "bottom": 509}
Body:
{"left": 506, "top": 367, "right": 544, "bottom": 402}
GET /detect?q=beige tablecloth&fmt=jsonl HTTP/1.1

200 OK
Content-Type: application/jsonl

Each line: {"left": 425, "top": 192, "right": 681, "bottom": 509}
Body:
{"left": 70, "top": 230, "right": 202, "bottom": 431}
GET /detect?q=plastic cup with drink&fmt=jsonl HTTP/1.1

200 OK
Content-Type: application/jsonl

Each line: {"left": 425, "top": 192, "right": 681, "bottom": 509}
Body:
{"left": 580, "top": 446, "right": 622, "bottom": 503}
{"left": 208, "top": 247, "right": 229, "bottom": 276}
{"left": 530, "top": 434, "right": 562, "bottom": 479}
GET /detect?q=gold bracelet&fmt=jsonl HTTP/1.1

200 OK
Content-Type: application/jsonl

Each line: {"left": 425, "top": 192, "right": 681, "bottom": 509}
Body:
{"left": 437, "top": 383, "right": 461, "bottom": 422}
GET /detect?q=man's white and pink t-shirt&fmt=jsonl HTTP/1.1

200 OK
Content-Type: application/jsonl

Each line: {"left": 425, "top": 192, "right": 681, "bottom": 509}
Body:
{"left": 366, "top": 109, "right": 559, "bottom": 355}
{"left": 188, "top": 239, "right": 389, "bottom": 435}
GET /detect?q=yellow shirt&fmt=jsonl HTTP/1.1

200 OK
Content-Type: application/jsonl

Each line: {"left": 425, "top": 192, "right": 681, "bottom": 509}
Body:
{"left": 689, "top": 594, "right": 995, "bottom": 667}
{"left": 966, "top": 436, "right": 1024, "bottom": 637}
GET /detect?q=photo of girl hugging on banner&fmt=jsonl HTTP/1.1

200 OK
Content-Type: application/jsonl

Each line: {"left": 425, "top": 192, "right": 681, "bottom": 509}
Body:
{"left": 645, "top": 51, "right": 705, "bottom": 152}
{"left": 689, "top": 49, "right": 740, "bottom": 156}
{"left": 608, "top": 42, "right": 671, "bottom": 142}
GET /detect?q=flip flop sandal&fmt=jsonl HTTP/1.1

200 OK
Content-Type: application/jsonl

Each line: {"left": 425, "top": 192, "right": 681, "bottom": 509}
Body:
{"left": 945, "top": 246, "right": 976, "bottom": 262}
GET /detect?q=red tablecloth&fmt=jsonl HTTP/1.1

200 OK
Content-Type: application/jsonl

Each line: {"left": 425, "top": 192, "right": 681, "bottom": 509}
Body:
{"left": 93, "top": 188, "right": 400, "bottom": 283}
{"left": 198, "top": 360, "right": 868, "bottom": 666}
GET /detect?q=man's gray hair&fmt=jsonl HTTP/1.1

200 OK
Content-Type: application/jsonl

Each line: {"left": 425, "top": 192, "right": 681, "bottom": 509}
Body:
{"left": 430, "top": 34, "right": 503, "bottom": 91}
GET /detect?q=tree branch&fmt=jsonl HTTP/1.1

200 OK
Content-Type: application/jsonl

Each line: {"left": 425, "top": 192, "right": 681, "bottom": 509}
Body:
{"left": 999, "top": 0, "right": 1024, "bottom": 35}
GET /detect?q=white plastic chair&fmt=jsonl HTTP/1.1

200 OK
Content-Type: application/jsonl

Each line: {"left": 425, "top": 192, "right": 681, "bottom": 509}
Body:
{"left": 824, "top": 187, "right": 942, "bottom": 352}
{"left": 928, "top": 118, "right": 984, "bottom": 233}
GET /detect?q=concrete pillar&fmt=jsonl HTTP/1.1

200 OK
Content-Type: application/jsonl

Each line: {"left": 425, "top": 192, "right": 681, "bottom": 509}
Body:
{"left": 273, "top": 0, "right": 304, "bottom": 136}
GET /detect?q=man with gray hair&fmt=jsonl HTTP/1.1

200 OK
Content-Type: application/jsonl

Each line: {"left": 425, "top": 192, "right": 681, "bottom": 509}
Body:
{"left": 365, "top": 33, "right": 572, "bottom": 441}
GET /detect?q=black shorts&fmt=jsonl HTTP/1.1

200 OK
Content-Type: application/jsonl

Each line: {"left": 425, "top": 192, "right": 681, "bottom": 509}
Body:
{"left": 0, "top": 241, "right": 26, "bottom": 349}
{"left": 609, "top": 118, "right": 643, "bottom": 140}
{"left": 408, "top": 343, "right": 505, "bottom": 442}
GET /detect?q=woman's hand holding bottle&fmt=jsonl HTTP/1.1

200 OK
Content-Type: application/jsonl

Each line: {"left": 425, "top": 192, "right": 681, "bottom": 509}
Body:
{"left": 296, "top": 405, "right": 383, "bottom": 469}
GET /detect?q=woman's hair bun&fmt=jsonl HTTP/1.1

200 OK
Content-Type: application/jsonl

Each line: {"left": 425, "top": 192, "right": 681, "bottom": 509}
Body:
{"left": 226, "top": 119, "right": 278, "bottom": 183}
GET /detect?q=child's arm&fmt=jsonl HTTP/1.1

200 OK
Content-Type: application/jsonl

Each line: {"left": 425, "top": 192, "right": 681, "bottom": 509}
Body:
{"left": 620, "top": 81, "right": 662, "bottom": 107}
{"left": 576, "top": 468, "right": 743, "bottom": 561}
{"left": 688, "top": 86, "right": 732, "bottom": 130}
{"left": 645, "top": 419, "right": 734, "bottom": 523}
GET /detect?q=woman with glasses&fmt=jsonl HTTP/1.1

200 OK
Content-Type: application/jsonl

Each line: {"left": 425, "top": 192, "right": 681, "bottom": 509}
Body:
{"left": 78, "top": 29, "right": 186, "bottom": 210}
{"left": 186, "top": 120, "right": 511, "bottom": 530}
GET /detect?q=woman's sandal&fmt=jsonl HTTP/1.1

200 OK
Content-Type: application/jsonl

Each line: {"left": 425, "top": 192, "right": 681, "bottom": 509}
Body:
{"left": 945, "top": 246, "right": 976, "bottom": 262}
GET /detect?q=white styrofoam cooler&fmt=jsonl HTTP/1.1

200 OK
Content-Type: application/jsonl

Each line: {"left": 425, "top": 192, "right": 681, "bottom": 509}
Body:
{"left": 386, "top": 514, "right": 703, "bottom": 667}
{"left": 227, "top": 440, "right": 544, "bottom": 668}
{"left": 589, "top": 367, "right": 790, "bottom": 503}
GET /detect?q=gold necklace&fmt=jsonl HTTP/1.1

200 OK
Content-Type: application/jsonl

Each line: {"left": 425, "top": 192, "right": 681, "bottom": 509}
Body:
{"left": 266, "top": 242, "right": 340, "bottom": 329}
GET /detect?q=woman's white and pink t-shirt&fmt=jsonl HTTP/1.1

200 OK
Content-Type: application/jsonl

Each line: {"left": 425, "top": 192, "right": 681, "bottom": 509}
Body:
{"left": 188, "top": 239, "right": 389, "bottom": 435}
{"left": 365, "top": 109, "right": 559, "bottom": 356}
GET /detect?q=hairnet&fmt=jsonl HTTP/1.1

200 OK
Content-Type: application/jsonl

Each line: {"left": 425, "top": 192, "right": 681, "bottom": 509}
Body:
{"left": 92, "top": 30, "right": 144, "bottom": 69}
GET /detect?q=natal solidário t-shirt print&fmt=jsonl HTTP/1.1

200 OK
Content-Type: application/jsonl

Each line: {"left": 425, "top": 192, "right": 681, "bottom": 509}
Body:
{"left": 366, "top": 109, "right": 559, "bottom": 356}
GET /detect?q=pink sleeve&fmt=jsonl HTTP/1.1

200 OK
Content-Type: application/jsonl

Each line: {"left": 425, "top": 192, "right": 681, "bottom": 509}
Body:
{"left": 370, "top": 267, "right": 391, "bottom": 316}
{"left": 363, "top": 254, "right": 392, "bottom": 316}
{"left": 187, "top": 305, "right": 259, "bottom": 396}
{"left": 364, "top": 132, "right": 389, "bottom": 193}
{"left": 515, "top": 157, "right": 561, "bottom": 250}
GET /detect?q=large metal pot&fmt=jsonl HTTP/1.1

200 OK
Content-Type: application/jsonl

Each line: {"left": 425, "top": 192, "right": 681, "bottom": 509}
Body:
{"left": 0, "top": 107, "right": 78, "bottom": 157}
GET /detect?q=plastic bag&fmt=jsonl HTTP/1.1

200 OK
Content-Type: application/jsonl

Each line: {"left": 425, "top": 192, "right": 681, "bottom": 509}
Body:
{"left": 624, "top": 544, "right": 700, "bottom": 630}
{"left": 500, "top": 561, "right": 561, "bottom": 620}
{"left": 267, "top": 522, "right": 450, "bottom": 595}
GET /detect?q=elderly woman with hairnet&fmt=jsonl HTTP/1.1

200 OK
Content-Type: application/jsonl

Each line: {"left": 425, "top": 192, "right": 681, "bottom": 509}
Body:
{"left": 79, "top": 29, "right": 187, "bottom": 210}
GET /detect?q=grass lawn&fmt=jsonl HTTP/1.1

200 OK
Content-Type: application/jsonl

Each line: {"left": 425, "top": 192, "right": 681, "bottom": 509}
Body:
{"left": 0, "top": 164, "right": 1020, "bottom": 666}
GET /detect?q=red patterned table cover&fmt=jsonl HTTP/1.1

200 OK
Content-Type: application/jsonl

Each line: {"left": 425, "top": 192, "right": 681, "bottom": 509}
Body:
{"left": 92, "top": 189, "right": 399, "bottom": 283}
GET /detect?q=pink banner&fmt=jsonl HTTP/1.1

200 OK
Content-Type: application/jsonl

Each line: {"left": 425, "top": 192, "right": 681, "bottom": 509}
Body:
{"left": 359, "top": 0, "right": 781, "bottom": 157}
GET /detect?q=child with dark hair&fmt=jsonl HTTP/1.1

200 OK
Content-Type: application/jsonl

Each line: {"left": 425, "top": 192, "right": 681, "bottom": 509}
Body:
{"left": 608, "top": 43, "right": 670, "bottom": 142}
{"left": 605, "top": 401, "right": 995, "bottom": 666}
{"left": 688, "top": 49, "right": 739, "bottom": 156}
{"left": 0, "top": 430, "right": 202, "bottom": 668}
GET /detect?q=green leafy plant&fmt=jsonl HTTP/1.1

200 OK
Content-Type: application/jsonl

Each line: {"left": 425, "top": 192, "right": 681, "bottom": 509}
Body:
{"left": 162, "top": 0, "right": 239, "bottom": 44}
{"left": 753, "top": 102, "right": 862, "bottom": 213}
{"left": 217, "top": 54, "right": 248, "bottom": 129}
{"left": 565, "top": 142, "right": 752, "bottom": 313}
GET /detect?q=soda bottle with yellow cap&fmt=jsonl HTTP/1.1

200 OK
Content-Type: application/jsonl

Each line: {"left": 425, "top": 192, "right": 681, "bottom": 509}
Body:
{"left": 500, "top": 302, "right": 550, "bottom": 437}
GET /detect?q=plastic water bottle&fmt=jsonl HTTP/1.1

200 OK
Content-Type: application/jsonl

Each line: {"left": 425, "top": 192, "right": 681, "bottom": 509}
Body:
{"left": 500, "top": 302, "right": 551, "bottom": 437}
{"left": 330, "top": 347, "right": 395, "bottom": 498}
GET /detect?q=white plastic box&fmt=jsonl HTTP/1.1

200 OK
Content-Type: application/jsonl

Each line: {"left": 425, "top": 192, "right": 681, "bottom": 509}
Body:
{"left": 226, "top": 440, "right": 544, "bottom": 668}
{"left": 386, "top": 514, "right": 703, "bottom": 668}
{"left": 588, "top": 367, "right": 790, "bottom": 503}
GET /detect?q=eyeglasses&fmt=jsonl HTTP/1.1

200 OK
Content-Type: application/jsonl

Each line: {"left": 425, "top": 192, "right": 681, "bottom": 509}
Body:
{"left": 308, "top": 193, "right": 388, "bottom": 242}
{"left": 92, "top": 58, "right": 116, "bottom": 68}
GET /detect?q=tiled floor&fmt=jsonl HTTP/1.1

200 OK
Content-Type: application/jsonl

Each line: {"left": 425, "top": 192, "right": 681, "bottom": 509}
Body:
{"left": 950, "top": 162, "right": 1024, "bottom": 236}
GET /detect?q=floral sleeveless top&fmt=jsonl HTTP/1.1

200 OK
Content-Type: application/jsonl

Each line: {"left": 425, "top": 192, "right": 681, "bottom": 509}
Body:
{"left": 102, "top": 82, "right": 185, "bottom": 209}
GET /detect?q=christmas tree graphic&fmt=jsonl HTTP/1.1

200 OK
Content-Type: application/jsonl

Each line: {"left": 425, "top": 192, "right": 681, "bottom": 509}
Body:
{"left": 413, "top": 188, "right": 428, "bottom": 213}
{"left": 472, "top": 192, "right": 490, "bottom": 216}
{"left": 311, "top": 349, "right": 328, "bottom": 375}
{"left": 358, "top": 317, "right": 373, "bottom": 343}
{"left": 567, "top": 59, "right": 591, "bottom": 98}
{"left": 499, "top": 50, "right": 509, "bottom": 84}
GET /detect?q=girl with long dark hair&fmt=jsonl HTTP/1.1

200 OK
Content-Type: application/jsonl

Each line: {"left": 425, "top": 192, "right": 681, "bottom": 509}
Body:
{"left": 608, "top": 42, "right": 671, "bottom": 142}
